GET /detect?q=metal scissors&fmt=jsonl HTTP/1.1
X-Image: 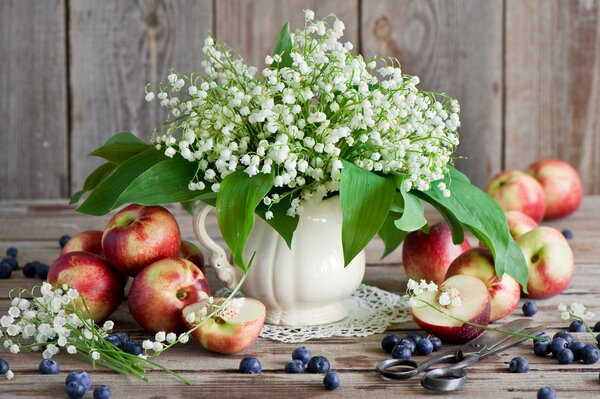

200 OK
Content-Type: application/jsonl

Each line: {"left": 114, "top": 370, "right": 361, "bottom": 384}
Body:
{"left": 376, "top": 318, "right": 542, "bottom": 391}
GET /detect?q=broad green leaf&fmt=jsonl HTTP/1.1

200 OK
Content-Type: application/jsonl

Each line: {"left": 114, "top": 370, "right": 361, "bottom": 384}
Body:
{"left": 69, "top": 162, "right": 117, "bottom": 205}
{"left": 416, "top": 169, "right": 529, "bottom": 290}
{"left": 89, "top": 132, "right": 151, "bottom": 164}
{"left": 113, "top": 156, "right": 205, "bottom": 208}
{"left": 394, "top": 177, "right": 427, "bottom": 232}
{"left": 216, "top": 171, "right": 274, "bottom": 271}
{"left": 77, "top": 149, "right": 165, "bottom": 215}
{"left": 69, "top": 190, "right": 85, "bottom": 205}
{"left": 180, "top": 200, "right": 195, "bottom": 215}
{"left": 256, "top": 196, "right": 299, "bottom": 249}
{"left": 271, "top": 22, "right": 293, "bottom": 68}
{"left": 340, "top": 161, "right": 396, "bottom": 266}
{"left": 378, "top": 211, "right": 407, "bottom": 259}
{"left": 414, "top": 193, "right": 464, "bottom": 244}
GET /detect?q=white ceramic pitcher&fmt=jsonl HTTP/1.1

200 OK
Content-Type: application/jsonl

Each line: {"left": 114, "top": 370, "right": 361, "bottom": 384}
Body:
{"left": 192, "top": 196, "right": 366, "bottom": 326}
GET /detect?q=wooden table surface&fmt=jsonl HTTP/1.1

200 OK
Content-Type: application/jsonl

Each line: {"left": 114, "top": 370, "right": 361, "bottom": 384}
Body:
{"left": 0, "top": 198, "right": 599, "bottom": 398}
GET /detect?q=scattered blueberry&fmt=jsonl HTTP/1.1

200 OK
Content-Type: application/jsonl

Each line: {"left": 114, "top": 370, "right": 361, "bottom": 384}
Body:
{"left": 594, "top": 321, "right": 600, "bottom": 333}
{"left": 239, "top": 357, "right": 262, "bottom": 374}
{"left": 553, "top": 331, "right": 573, "bottom": 346}
{"left": 391, "top": 345, "right": 412, "bottom": 360}
{"left": 381, "top": 334, "right": 400, "bottom": 353}
{"left": 0, "top": 262, "right": 12, "bottom": 279}
{"left": 550, "top": 337, "right": 569, "bottom": 358}
{"left": 66, "top": 370, "right": 92, "bottom": 390}
{"left": 508, "top": 356, "right": 529, "bottom": 373}
{"left": 323, "top": 371, "right": 340, "bottom": 391}
{"left": 580, "top": 344, "right": 600, "bottom": 364}
{"left": 6, "top": 247, "right": 18, "bottom": 258}
{"left": 398, "top": 338, "right": 416, "bottom": 353}
{"left": 0, "top": 357, "right": 9, "bottom": 374}
{"left": 569, "top": 319, "right": 586, "bottom": 333}
{"left": 35, "top": 263, "right": 49, "bottom": 280}
{"left": 561, "top": 229, "right": 573, "bottom": 240}
{"left": 66, "top": 381, "right": 88, "bottom": 399}
{"left": 537, "top": 387, "right": 556, "bottom": 399}
{"left": 416, "top": 338, "right": 433, "bottom": 356}
{"left": 534, "top": 340, "right": 551, "bottom": 357}
{"left": 285, "top": 359, "right": 305, "bottom": 374}
{"left": 536, "top": 332, "right": 551, "bottom": 341}
{"left": 112, "top": 331, "right": 130, "bottom": 345}
{"left": 22, "top": 262, "right": 37, "bottom": 278}
{"left": 39, "top": 358, "right": 60, "bottom": 374}
{"left": 59, "top": 235, "right": 71, "bottom": 248}
{"left": 2, "top": 257, "right": 18, "bottom": 270}
{"left": 522, "top": 301, "right": 538, "bottom": 317}
{"left": 292, "top": 346, "right": 311, "bottom": 365}
{"left": 122, "top": 341, "right": 142, "bottom": 356}
{"left": 557, "top": 348, "right": 574, "bottom": 364}
{"left": 430, "top": 336, "right": 442, "bottom": 352}
{"left": 104, "top": 335, "right": 121, "bottom": 348}
{"left": 570, "top": 341, "right": 585, "bottom": 361}
{"left": 93, "top": 385, "right": 112, "bottom": 399}
{"left": 408, "top": 332, "right": 422, "bottom": 343}
{"left": 307, "top": 356, "right": 331, "bottom": 373}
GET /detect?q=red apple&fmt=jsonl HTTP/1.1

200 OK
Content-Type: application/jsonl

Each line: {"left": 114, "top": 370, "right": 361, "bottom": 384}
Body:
{"left": 411, "top": 275, "right": 491, "bottom": 344}
{"left": 504, "top": 210, "right": 538, "bottom": 238}
{"left": 102, "top": 204, "right": 181, "bottom": 276}
{"left": 182, "top": 297, "right": 266, "bottom": 354}
{"left": 527, "top": 159, "right": 583, "bottom": 220}
{"left": 178, "top": 240, "right": 205, "bottom": 273}
{"left": 402, "top": 223, "right": 471, "bottom": 284}
{"left": 48, "top": 251, "right": 123, "bottom": 322}
{"left": 61, "top": 230, "right": 105, "bottom": 258}
{"left": 516, "top": 226, "right": 574, "bottom": 299}
{"left": 128, "top": 258, "right": 210, "bottom": 333}
{"left": 445, "top": 248, "right": 521, "bottom": 322}
{"left": 486, "top": 170, "right": 546, "bottom": 222}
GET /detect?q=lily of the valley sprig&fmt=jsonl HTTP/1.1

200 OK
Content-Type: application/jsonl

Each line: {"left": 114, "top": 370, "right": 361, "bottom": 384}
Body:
{"left": 559, "top": 303, "right": 596, "bottom": 339}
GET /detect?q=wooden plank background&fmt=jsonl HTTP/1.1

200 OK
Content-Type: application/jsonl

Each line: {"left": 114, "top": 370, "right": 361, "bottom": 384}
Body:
{"left": 1, "top": 0, "right": 599, "bottom": 199}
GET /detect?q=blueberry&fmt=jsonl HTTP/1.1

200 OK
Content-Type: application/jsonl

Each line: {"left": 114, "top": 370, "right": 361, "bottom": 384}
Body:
{"left": 66, "top": 381, "right": 88, "bottom": 399}
{"left": 93, "top": 385, "right": 112, "bottom": 399}
{"left": 0, "top": 357, "right": 9, "bottom": 374}
{"left": 533, "top": 341, "right": 551, "bottom": 357}
{"left": 292, "top": 346, "right": 311, "bottom": 365}
{"left": 537, "top": 387, "right": 556, "bottom": 399}
{"left": 104, "top": 335, "right": 121, "bottom": 348}
{"left": 59, "top": 235, "right": 71, "bottom": 249}
{"left": 239, "top": 357, "right": 261, "bottom": 374}
{"left": 323, "top": 371, "right": 340, "bottom": 391}
{"left": 522, "top": 301, "right": 538, "bottom": 317}
{"left": 594, "top": 321, "right": 600, "bottom": 332}
{"left": 561, "top": 229, "right": 573, "bottom": 240}
{"left": 536, "top": 332, "right": 551, "bottom": 341}
{"left": 6, "top": 247, "right": 18, "bottom": 258}
{"left": 285, "top": 359, "right": 305, "bottom": 374}
{"left": 38, "top": 358, "right": 60, "bottom": 374}
{"left": 391, "top": 345, "right": 412, "bottom": 360}
{"left": 569, "top": 319, "right": 586, "bottom": 333}
{"left": 429, "top": 336, "right": 442, "bottom": 352}
{"left": 580, "top": 344, "right": 600, "bottom": 364}
{"left": 112, "top": 332, "right": 130, "bottom": 345}
{"left": 408, "top": 332, "right": 422, "bottom": 343}
{"left": 553, "top": 331, "right": 573, "bottom": 346}
{"left": 381, "top": 334, "right": 400, "bottom": 353}
{"left": 550, "top": 337, "right": 569, "bottom": 357}
{"left": 570, "top": 341, "right": 585, "bottom": 361}
{"left": 508, "top": 356, "right": 529, "bottom": 373}
{"left": 66, "top": 370, "right": 92, "bottom": 390}
{"left": 35, "top": 263, "right": 49, "bottom": 280}
{"left": 307, "top": 356, "right": 331, "bottom": 373}
{"left": 416, "top": 338, "right": 433, "bottom": 356}
{"left": 557, "top": 348, "right": 574, "bottom": 364}
{"left": 122, "top": 341, "right": 142, "bottom": 356}
{"left": 0, "top": 262, "right": 12, "bottom": 279}
{"left": 2, "top": 257, "right": 18, "bottom": 271}
{"left": 398, "top": 338, "right": 416, "bottom": 353}
{"left": 22, "top": 262, "right": 37, "bottom": 278}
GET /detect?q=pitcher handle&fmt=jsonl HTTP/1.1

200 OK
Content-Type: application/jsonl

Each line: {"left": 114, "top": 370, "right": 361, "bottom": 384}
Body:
{"left": 192, "top": 201, "right": 242, "bottom": 289}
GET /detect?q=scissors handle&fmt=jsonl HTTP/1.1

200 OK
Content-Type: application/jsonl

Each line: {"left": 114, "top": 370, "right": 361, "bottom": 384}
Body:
{"left": 376, "top": 351, "right": 461, "bottom": 380}
{"left": 421, "top": 353, "right": 480, "bottom": 391}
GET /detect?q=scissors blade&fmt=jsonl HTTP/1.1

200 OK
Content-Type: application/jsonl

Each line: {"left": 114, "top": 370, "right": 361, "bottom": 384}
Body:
{"left": 459, "top": 318, "right": 533, "bottom": 354}
{"left": 479, "top": 326, "right": 545, "bottom": 360}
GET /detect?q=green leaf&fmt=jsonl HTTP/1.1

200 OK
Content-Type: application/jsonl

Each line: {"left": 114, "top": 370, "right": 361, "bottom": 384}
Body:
{"left": 272, "top": 22, "right": 293, "bottom": 68}
{"left": 378, "top": 211, "right": 407, "bottom": 259}
{"left": 77, "top": 149, "right": 165, "bottom": 215}
{"left": 216, "top": 171, "right": 274, "bottom": 271}
{"left": 180, "top": 200, "right": 196, "bottom": 215}
{"left": 256, "top": 197, "right": 299, "bottom": 249}
{"left": 340, "top": 161, "right": 396, "bottom": 266}
{"left": 416, "top": 167, "right": 529, "bottom": 289}
{"left": 89, "top": 132, "right": 151, "bottom": 164}
{"left": 69, "top": 190, "right": 85, "bottom": 205}
{"left": 113, "top": 156, "right": 204, "bottom": 208}
{"left": 69, "top": 162, "right": 118, "bottom": 205}
{"left": 394, "top": 177, "right": 427, "bottom": 232}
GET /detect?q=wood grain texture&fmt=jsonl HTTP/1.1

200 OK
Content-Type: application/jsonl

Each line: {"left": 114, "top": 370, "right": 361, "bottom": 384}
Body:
{"left": 361, "top": 0, "right": 503, "bottom": 188}
{"left": 0, "top": 0, "right": 68, "bottom": 200}
{"left": 215, "top": 0, "right": 359, "bottom": 67}
{"left": 69, "top": 0, "right": 213, "bottom": 193}
{"left": 505, "top": 0, "right": 600, "bottom": 194}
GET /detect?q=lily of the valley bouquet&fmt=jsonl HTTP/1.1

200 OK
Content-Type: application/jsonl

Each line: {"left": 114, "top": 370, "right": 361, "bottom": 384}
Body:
{"left": 72, "top": 10, "right": 527, "bottom": 286}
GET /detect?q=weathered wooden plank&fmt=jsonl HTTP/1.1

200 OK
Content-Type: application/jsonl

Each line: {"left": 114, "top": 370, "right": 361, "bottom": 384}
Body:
{"left": 505, "top": 0, "right": 600, "bottom": 194}
{"left": 0, "top": 0, "right": 68, "bottom": 199}
{"left": 69, "top": 0, "right": 213, "bottom": 194}
{"left": 215, "top": 0, "right": 359, "bottom": 67}
{"left": 361, "top": 0, "right": 503, "bottom": 188}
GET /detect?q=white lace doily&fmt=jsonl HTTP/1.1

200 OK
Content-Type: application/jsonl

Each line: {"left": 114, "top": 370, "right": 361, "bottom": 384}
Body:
{"left": 216, "top": 284, "right": 411, "bottom": 343}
